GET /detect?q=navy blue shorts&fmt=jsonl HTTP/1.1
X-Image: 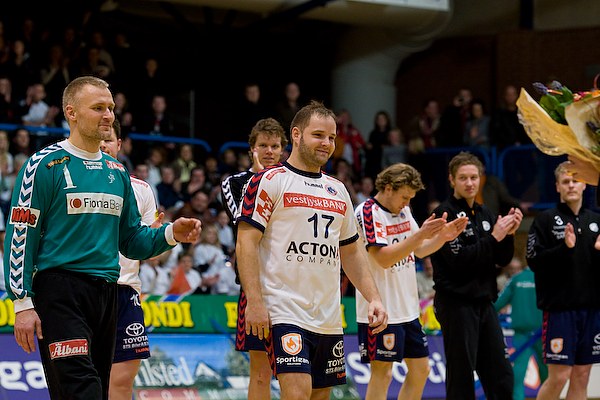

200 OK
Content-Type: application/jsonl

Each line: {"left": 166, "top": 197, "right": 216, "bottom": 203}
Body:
{"left": 358, "top": 318, "right": 429, "bottom": 363}
{"left": 113, "top": 285, "right": 151, "bottom": 363}
{"left": 235, "top": 290, "right": 268, "bottom": 352}
{"left": 542, "top": 309, "right": 600, "bottom": 365}
{"left": 267, "top": 324, "right": 346, "bottom": 388}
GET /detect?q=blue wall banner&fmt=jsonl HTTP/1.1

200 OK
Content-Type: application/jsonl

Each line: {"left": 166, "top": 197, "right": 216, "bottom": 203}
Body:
{"left": 0, "top": 333, "right": 544, "bottom": 399}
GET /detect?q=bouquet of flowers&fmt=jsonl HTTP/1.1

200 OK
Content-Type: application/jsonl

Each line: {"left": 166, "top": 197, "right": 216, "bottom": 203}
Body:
{"left": 516, "top": 79, "right": 600, "bottom": 166}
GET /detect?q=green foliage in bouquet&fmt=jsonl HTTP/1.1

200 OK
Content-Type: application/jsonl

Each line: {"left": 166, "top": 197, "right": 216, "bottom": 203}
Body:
{"left": 532, "top": 81, "right": 574, "bottom": 125}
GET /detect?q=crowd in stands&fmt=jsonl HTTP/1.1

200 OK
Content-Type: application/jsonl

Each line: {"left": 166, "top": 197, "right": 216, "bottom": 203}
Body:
{"left": 0, "top": 12, "right": 539, "bottom": 298}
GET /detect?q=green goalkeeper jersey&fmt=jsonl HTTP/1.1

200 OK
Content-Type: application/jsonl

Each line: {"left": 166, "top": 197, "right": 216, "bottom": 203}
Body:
{"left": 3, "top": 140, "right": 174, "bottom": 306}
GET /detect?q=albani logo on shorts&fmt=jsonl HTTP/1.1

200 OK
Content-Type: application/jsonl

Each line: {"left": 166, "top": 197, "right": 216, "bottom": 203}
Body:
{"left": 49, "top": 339, "right": 89, "bottom": 359}
{"left": 66, "top": 193, "right": 123, "bottom": 216}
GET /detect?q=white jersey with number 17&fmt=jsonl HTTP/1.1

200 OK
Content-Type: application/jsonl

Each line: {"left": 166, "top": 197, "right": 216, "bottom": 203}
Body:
{"left": 238, "top": 162, "right": 359, "bottom": 335}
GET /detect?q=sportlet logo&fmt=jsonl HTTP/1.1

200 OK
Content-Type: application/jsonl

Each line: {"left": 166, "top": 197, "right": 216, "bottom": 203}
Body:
{"left": 67, "top": 193, "right": 123, "bottom": 216}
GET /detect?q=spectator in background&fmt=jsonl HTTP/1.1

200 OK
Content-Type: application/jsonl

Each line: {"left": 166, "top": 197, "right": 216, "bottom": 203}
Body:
{"left": 59, "top": 26, "right": 83, "bottom": 68}
{"left": 495, "top": 257, "right": 523, "bottom": 296}
{"left": 216, "top": 210, "right": 235, "bottom": 256}
{"left": 145, "top": 146, "right": 166, "bottom": 190}
{"left": 137, "top": 94, "right": 177, "bottom": 155}
{"left": 332, "top": 158, "right": 359, "bottom": 205}
{"left": 491, "top": 84, "right": 536, "bottom": 199}
{"left": 117, "top": 133, "right": 134, "bottom": 172}
{"left": 336, "top": 108, "right": 366, "bottom": 175}
{"left": 365, "top": 110, "right": 392, "bottom": 178}
{"left": 274, "top": 81, "right": 302, "bottom": 132}
{"left": 156, "top": 164, "right": 183, "bottom": 213}
{"left": 204, "top": 156, "right": 222, "bottom": 189}
{"left": 494, "top": 260, "right": 547, "bottom": 400}
{"left": 19, "top": 83, "right": 49, "bottom": 127}
{"left": 407, "top": 98, "right": 440, "bottom": 155}
{"left": 491, "top": 85, "right": 531, "bottom": 149}
{"left": 140, "top": 256, "right": 172, "bottom": 295}
{"left": 113, "top": 92, "right": 133, "bottom": 133}
{"left": 0, "top": 130, "right": 14, "bottom": 176}
{"left": 39, "top": 44, "right": 71, "bottom": 109}
{"left": 355, "top": 175, "right": 375, "bottom": 205}
{"left": 464, "top": 98, "right": 490, "bottom": 148}
{"left": 181, "top": 166, "right": 212, "bottom": 203}
{"left": 0, "top": 76, "right": 17, "bottom": 123}
{"left": 235, "top": 82, "right": 271, "bottom": 138}
{"left": 175, "top": 189, "right": 217, "bottom": 225}
{"left": 137, "top": 94, "right": 175, "bottom": 137}
{"left": 132, "top": 57, "right": 167, "bottom": 116}
{"left": 87, "top": 31, "right": 115, "bottom": 75}
{"left": 2, "top": 39, "right": 35, "bottom": 102}
{"left": 220, "top": 148, "right": 239, "bottom": 176}
{"left": 0, "top": 130, "right": 13, "bottom": 215}
{"left": 416, "top": 256, "right": 435, "bottom": 300}
{"left": 193, "top": 223, "right": 236, "bottom": 295}
{"left": 437, "top": 88, "right": 472, "bottom": 147}
{"left": 10, "top": 128, "right": 31, "bottom": 157}
{"left": 111, "top": 32, "right": 137, "bottom": 92}
{"left": 167, "top": 252, "right": 201, "bottom": 296}
{"left": 174, "top": 144, "right": 197, "bottom": 185}
{"left": 76, "top": 46, "right": 114, "bottom": 83}
{"left": 381, "top": 127, "right": 407, "bottom": 170}
{"left": 407, "top": 99, "right": 442, "bottom": 224}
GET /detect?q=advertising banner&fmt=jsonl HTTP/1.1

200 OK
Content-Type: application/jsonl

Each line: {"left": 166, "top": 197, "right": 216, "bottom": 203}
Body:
{"left": 0, "top": 334, "right": 48, "bottom": 400}
{"left": 0, "top": 292, "right": 357, "bottom": 335}
{"left": 1, "top": 332, "right": 550, "bottom": 400}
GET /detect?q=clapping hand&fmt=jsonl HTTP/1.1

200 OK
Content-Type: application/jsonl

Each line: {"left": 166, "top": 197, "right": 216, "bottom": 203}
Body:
{"left": 506, "top": 207, "right": 523, "bottom": 235}
{"left": 564, "top": 223, "right": 576, "bottom": 248}
{"left": 418, "top": 213, "right": 447, "bottom": 240}
{"left": 439, "top": 215, "right": 469, "bottom": 241}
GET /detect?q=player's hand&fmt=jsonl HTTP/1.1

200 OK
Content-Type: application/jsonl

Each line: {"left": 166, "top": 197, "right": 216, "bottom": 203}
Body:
{"left": 150, "top": 212, "right": 165, "bottom": 229}
{"left": 417, "top": 213, "right": 447, "bottom": 240}
{"left": 252, "top": 150, "right": 264, "bottom": 171}
{"left": 172, "top": 218, "right": 202, "bottom": 243}
{"left": 439, "top": 215, "right": 469, "bottom": 241}
{"left": 594, "top": 234, "right": 600, "bottom": 251}
{"left": 506, "top": 207, "right": 523, "bottom": 235}
{"left": 367, "top": 299, "right": 388, "bottom": 335}
{"left": 245, "top": 300, "right": 271, "bottom": 340}
{"left": 491, "top": 214, "right": 516, "bottom": 242}
{"left": 14, "top": 309, "right": 43, "bottom": 353}
{"left": 564, "top": 223, "right": 576, "bottom": 248}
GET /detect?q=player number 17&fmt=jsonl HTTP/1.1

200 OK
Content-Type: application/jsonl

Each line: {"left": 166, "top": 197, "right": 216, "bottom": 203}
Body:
{"left": 307, "top": 213, "right": 334, "bottom": 238}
